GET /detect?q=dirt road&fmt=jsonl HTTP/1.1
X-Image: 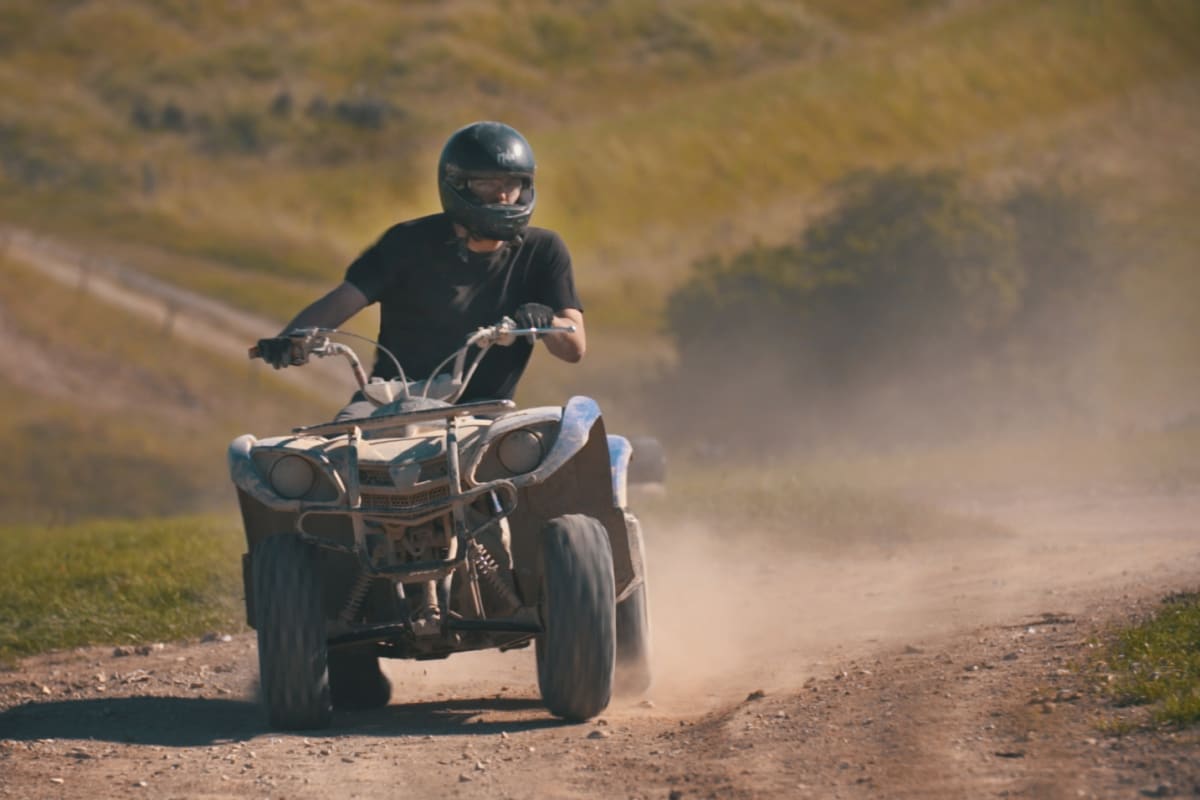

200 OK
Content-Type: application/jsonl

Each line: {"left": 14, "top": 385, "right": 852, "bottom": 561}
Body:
{"left": 2, "top": 489, "right": 1198, "bottom": 799}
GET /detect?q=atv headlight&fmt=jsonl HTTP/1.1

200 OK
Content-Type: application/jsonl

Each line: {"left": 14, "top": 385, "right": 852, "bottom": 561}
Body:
{"left": 496, "top": 429, "right": 544, "bottom": 475}
{"left": 268, "top": 454, "right": 316, "bottom": 499}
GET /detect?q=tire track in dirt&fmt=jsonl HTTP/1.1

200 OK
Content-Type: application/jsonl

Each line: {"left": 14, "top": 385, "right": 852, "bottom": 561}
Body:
{"left": 0, "top": 225, "right": 356, "bottom": 401}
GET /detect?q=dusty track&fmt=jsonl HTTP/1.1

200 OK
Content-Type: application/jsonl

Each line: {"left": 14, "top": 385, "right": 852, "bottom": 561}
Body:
{"left": 2, "top": 489, "right": 1198, "bottom": 799}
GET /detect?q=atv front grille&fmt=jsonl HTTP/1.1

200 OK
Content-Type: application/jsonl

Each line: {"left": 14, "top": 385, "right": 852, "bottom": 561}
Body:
{"left": 357, "top": 460, "right": 447, "bottom": 487}
{"left": 359, "top": 485, "right": 450, "bottom": 512}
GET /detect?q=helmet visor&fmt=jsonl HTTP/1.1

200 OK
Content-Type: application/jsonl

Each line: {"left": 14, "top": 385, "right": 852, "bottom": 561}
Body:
{"left": 466, "top": 175, "right": 528, "bottom": 202}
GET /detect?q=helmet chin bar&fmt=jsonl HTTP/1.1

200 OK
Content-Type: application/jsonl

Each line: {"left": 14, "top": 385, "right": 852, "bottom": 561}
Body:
{"left": 443, "top": 183, "right": 536, "bottom": 242}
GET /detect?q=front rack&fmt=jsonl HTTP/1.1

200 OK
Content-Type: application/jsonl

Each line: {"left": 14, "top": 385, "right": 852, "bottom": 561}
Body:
{"left": 293, "top": 399, "right": 516, "bottom": 437}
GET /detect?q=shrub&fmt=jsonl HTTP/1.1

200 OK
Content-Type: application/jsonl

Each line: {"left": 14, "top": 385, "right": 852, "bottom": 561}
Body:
{"left": 160, "top": 101, "right": 188, "bottom": 131}
{"left": 269, "top": 90, "right": 293, "bottom": 118}
{"left": 333, "top": 95, "right": 392, "bottom": 130}
{"left": 656, "top": 168, "right": 1107, "bottom": 450}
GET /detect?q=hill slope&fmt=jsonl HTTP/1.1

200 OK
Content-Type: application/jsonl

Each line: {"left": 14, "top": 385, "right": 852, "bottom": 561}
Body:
{"left": 1, "top": 0, "right": 1196, "bottom": 306}
{"left": 0, "top": 251, "right": 329, "bottom": 522}
{"left": 0, "top": 0, "right": 1197, "bottom": 516}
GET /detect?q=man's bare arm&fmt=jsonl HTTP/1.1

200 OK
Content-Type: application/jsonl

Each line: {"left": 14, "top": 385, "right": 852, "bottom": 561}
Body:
{"left": 543, "top": 308, "right": 586, "bottom": 363}
{"left": 279, "top": 281, "right": 369, "bottom": 334}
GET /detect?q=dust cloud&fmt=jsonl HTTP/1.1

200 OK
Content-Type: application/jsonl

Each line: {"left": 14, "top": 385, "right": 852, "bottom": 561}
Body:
{"left": 367, "top": 490, "right": 1200, "bottom": 718}
{"left": 631, "top": 488, "right": 1200, "bottom": 712}
{"left": 635, "top": 519, "right": 955, "bottom": 709}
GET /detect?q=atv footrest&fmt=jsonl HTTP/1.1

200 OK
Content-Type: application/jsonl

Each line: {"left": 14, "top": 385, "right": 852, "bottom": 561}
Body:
{"left": 327, "top": 615, "right": 542, "bottom": 650}
{"left": 328, "top": 622, "right": 411, "bottom": 648}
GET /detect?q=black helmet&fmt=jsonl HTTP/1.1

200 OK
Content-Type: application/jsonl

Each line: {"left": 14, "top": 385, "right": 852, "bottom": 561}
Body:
{"left": 438, "top": 121, "right": 536, "bottom": 241}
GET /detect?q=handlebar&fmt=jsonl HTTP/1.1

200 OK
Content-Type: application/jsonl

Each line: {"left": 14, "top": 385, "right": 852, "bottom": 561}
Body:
{"left": 249, "top": 319, "right": 575, "bottom": 404}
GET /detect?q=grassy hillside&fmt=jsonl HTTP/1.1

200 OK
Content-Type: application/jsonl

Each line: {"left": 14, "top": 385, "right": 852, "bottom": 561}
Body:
{"left": 1, "top": 0, "right": 1196, "bottom": 306}
{"left": 0, "top": 0, "right": 1197, "bottom": 479}
{"left": 2, "top": 0, "right": 1196, "bottom": 663}
{"left": 0, "top": 252, "right": 330, "bottom": 522}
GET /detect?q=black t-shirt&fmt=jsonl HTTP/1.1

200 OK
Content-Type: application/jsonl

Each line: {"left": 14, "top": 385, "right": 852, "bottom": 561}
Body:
{"left": 344, "top": 213, "right": 582, "bottom": 402}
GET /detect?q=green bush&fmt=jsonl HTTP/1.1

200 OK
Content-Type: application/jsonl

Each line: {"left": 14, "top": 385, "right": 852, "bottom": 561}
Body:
{"left": 657, "top": 168, "right": 1110, "bottom": 449}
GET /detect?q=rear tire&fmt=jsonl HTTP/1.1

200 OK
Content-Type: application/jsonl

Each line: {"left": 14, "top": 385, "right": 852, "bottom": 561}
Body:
{"left": 252, "top": 534, "right": 332, "bottom": 730}
{"left": 536, "top": 515, "right": 616, "bottom": 721}
{"left": 615, "top": 581, "right": 652, "bottom": 696}
{"left": 329, "top": 651, "right": 392, "bottom": 710}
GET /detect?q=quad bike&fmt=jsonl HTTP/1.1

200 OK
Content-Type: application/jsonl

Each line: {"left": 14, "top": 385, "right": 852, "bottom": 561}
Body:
{"left": 229, "top": 319, "right": 653, "bottom": 730}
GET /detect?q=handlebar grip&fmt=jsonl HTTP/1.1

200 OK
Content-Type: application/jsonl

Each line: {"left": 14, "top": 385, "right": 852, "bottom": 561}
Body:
{"left": 248, "top": 345, "right": 262, "bottom": 359}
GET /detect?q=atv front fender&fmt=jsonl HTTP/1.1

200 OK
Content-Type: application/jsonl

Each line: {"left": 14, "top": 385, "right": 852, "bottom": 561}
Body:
{"left": 507, "top": 396, "right": 602, "bottom": 490}
{"left": 503, "top": 397, "right": 644, "bottom": 604}
{"left": 606, "top": 434, "right": 633, "bottom": 508}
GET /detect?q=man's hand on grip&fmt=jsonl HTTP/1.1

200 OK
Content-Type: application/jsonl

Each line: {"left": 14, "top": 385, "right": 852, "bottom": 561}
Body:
{"left": 513, "top": 302, "right": 555, "bottom": 330}
{"left": 256, "top": 336, "right": 305, "bottom": 369}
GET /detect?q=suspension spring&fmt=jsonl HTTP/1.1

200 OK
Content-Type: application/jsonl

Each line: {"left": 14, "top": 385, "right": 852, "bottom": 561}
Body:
{"left": 470, "top": 540, "right": 522, "bottom": 611}
{"left": 339, "top": 571, "right": 372, "bottom": 624}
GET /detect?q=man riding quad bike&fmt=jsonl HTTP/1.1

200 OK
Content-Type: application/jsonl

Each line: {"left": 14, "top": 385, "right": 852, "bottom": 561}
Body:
{"left": 230, "top": 321, "right": 653, "bottom": 729}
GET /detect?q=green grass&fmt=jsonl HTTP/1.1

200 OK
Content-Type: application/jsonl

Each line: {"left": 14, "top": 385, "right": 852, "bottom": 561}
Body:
{"left": 1101, "top": 591, "right": 1200, "bottom": 728}
{"left": 0, "top": 515, "right": 246, "bottom": 667}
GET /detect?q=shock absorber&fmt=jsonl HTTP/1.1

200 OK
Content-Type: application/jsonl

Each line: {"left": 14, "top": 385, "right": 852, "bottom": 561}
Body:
{"left": 339, "top": 571, "right": 372, "bottom": 624}
{"left": 470, "top": 539, "right": 522, "bottom": 613}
